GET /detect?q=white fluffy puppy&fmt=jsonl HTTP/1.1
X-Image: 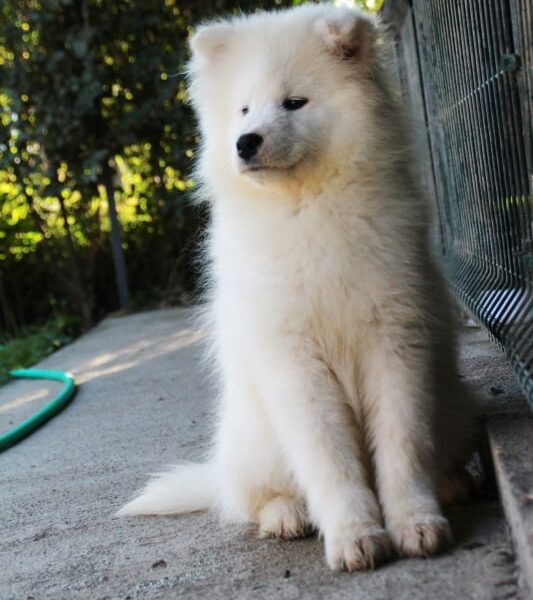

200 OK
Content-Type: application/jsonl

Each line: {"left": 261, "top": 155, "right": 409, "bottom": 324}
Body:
{"left": 119, "top": 3, "right": 476, "bottom": 571}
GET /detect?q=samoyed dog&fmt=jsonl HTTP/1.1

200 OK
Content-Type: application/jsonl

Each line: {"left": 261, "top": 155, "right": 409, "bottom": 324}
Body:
{"left": 119, "top": 3, "right": 476, "bottom": 571}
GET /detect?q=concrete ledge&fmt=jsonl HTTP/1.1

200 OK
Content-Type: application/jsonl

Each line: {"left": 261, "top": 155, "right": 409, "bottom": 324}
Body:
{"left": 457, "top": 321, "right": 533, "bottom": 595}
{"left": 488, "top": 415, "right": 533, "bottom": 594}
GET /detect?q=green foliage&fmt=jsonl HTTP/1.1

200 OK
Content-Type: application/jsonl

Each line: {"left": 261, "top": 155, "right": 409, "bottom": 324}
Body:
{"left": 355, "top": 0, "right": 384, "bottom": 11}
{"left": 0, "top": 316, "right": 81, "bottom": 383}
{"left": 0, "top": 0, "right": 228, "bottom": 333}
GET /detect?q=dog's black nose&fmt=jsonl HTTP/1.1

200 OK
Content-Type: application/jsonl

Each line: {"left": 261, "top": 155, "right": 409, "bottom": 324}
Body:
{"left": 236, "top": 133, "right": 263, "bottom": 161}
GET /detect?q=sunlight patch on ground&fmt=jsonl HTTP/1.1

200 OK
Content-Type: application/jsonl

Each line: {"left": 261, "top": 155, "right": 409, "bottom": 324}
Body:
{"left": 75, "top": 327, "right": 207, "bottom": 384}
{"left": 0, "top": 387, "right": 50, "bottom": 415}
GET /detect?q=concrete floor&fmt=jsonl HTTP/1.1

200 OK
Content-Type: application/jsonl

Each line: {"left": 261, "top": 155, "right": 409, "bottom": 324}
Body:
{"left": 0, "top": 308, "right": 525, "bottom": 599}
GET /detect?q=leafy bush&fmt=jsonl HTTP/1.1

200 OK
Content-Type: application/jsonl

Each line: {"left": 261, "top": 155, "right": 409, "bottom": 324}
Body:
{"left": 0, "top": 316, "right": 81, "bottom": 383}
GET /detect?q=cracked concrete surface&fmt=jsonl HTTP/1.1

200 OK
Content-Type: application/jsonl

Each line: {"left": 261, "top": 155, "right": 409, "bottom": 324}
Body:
{"left": 0, "top": 308, "right": 526, "bottom": 599}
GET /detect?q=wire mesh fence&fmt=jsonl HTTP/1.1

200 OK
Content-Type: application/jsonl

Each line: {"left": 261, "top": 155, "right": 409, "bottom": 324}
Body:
{"left": 383, "top": 0, "right": 533, "bottom": 407}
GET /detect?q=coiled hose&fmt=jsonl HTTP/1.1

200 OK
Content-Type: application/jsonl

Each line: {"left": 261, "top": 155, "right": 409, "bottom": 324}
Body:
{"left": 0, "top": 369, "right": 76, "bottom": 452}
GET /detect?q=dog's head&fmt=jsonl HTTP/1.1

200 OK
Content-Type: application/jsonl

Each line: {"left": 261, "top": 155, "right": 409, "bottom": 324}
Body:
{"left": 188, "top": 5, "right": 383, "bottom": 196}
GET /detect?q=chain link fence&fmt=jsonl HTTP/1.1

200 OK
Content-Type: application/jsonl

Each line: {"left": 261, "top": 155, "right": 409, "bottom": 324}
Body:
{"left": 382, "top": 0, "right": 533, "bottom": 407}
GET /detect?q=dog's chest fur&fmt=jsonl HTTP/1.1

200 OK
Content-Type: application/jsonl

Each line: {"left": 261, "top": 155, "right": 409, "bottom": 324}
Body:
{"left": 211, "top": 183, "right": 414, "bottom": 361}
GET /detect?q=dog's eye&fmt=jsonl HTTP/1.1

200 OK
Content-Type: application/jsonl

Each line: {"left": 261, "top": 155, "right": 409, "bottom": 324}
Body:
{"left": 241, "top": 106, "right": 249, "bottom": 115}
{"left": 282, "top": 97, "right": 308, "bottom": 111}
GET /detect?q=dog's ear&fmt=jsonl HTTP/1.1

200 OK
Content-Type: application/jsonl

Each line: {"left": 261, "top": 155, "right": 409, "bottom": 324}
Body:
{"left": 315, "top": 11, "right": 377, "bottom": 73}
{"left": 190, "top": 22, "right": 233, "bottom": 62}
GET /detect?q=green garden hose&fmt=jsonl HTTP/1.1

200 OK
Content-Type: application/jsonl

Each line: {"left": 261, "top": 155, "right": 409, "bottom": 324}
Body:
{"left": 0, "top": 369, "right": 76, "bottom": 452}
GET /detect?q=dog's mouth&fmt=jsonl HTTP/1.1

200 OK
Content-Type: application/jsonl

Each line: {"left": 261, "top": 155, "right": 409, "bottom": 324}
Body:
{"left": 241, "top": 164, "right": 283, "bottom": 173}
{"left": 240, "top": 162, "right": 297, "bottom": 176}
{"left": 236, "top": 152, "right": 305, "bottom": 179}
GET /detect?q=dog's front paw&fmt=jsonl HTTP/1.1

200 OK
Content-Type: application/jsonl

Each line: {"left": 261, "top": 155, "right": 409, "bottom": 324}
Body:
{"left": 258, "top": 496, "right": 312, "bottom": 540}
{"left": 392, "top": 515, "right": 452, "bottom": 557}
{"left": 325, "top": 524, "right": 394, "bottom": 571}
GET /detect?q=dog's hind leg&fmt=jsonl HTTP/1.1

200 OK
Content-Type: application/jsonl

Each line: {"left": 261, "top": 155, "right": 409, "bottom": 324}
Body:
{"left": 214, "top": 360, "right": 310, "bottom": 538}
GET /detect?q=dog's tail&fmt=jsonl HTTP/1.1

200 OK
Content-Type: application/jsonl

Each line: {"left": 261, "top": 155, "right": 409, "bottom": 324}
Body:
{"left": 116, "top": 463, "right": 215, "bottom": 516}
